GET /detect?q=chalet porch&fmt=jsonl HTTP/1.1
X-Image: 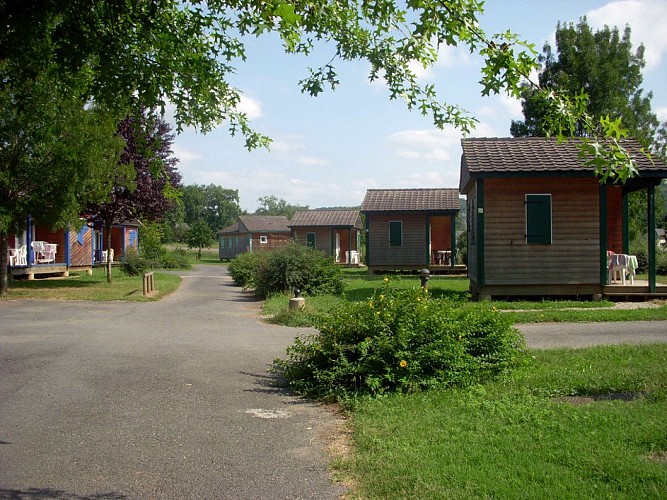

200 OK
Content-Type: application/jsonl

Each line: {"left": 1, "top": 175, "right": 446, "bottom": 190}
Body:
{"left": 9, "top": 263, "right": 74, "bottom": 280}
{"left": 603, "top": 280, "right": 667, "bottom": 300}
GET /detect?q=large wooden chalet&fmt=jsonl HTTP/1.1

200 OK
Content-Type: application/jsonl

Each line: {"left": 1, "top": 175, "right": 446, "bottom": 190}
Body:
{"left": 460, "top": 137, "right": 667, "bottom": 300}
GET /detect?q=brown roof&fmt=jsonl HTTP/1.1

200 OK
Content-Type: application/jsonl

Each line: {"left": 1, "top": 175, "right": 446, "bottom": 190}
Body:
{"left": 460, "top": 137, "right": 667, "bottom": 192}
{"left": 218, "top": 215, "right": 290, "bottom": 234}
{"left": 360, "top": 188, "right": 460, "bottom": 213}
{"left": 289, "top": 210, "right": 362, "bottom": 228}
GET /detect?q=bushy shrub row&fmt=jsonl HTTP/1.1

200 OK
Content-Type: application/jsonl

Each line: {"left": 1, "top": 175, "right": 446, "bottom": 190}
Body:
{"left": 228, "top": 243, "right": 345, "bottom": 298}
{"left": 119, "top": 248, "right": 191, "bottom": 276}
{"left": 629, "top": 236, "right": 667, "bottom": 274}
{"left": 274, "top": 279, "right": 526, "bottom": 401}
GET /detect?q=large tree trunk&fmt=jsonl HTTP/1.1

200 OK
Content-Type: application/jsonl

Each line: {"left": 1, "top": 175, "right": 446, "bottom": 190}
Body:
{"left": 1, "top": 232, "right": 8, "bottom": 297}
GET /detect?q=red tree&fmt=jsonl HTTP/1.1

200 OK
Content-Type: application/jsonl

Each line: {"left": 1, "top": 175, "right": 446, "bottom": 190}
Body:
{"left": 88, "top": 108, "right": 181, "bottom": 282}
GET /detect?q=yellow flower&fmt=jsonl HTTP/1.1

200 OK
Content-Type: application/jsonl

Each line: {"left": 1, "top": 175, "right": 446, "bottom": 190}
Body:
{"left": 383, "top": 277, "right": 389, "bottom": 283}
{"left": 399, "top": 360, "right": 407, "bottom": 368}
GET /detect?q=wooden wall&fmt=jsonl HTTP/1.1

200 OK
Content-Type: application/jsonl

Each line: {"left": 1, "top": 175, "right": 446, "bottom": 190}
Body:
{"left": 293, "top": 227, "right": 332, "bottom": 255}
{"left": 467, "top": 183, "right": 478, "bottom": 283}
{"left": 69, "top": 227, "right": 93, "bottom": 267}
{"left": 482, "top": 177, "right": 601, "bottom": 285}
{"left": 367, "top": 213, "right": 427, "bottom": 266}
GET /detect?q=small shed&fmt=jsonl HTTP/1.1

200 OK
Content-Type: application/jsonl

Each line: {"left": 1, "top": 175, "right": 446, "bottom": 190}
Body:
{"left": 289, "top": 210, "right": 363, "bottom": 264}
{"left": 218, "top": 215, "right": 291, "bottom": 260}
{"left": 460, "top": 137, "right": 667, "bottom": 300}
{"left": 360, "top": 188, "right": 461, "bottom": 274}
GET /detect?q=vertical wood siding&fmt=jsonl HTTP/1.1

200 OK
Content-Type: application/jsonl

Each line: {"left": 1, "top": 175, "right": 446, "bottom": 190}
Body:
{"left": 483, "top": 177, "right": 601, "bottom": 285}
{"left": 430, "top": 216, "right": 452, "bottom": 251}
{"left": 467, "top": 183, "right": 478, "bottom": 283}
{"left": 368, "top": 213, "right": 428, "bottom": 266}
{"left": 69, "top": 227, "right": 93, "bottom": 267}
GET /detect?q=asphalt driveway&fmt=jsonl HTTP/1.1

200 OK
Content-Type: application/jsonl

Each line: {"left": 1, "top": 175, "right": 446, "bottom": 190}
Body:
{"left": 0, "top": 265, "right": 345, "bottom": 499}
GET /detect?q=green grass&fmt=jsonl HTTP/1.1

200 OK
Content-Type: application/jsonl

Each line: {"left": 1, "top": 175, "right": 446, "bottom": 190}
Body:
{"left": 263, "top": 272, "right": 667, "bottom": 324}
{"left": 342, "top": 344, "right": 667, "bottom": 499}
{"left": 165, "top": 244, "right": 225, "bottom": 265}
{"left": 4, "top": 267, "right": 181, "bottom": 301}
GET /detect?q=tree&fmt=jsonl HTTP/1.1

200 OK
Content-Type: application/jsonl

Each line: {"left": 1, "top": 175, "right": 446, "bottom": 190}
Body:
{"left": 254, "top": 196, "right": 309, "bottom": 219}
{"left": 86, "top": 108, "right": 182, "bottom": 282}
{"left": 0, "top": 72, "right": 124, "bottom": 296}
{"left": 184, "top": 219, "right": 216, "bottom": 260}
{"left": 181, "top": 184, "right": 241, "bottom": 233}
{"left": 511, "top": 18, "right": 663, "bottom": 154}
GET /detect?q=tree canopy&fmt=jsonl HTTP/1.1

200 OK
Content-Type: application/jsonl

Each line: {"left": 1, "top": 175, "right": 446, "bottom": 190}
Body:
{"left": 254, "top": 195, "right": 309, "bottom": 219}
{"left": 511, "top": 18, "right": 662, "bottom": 148}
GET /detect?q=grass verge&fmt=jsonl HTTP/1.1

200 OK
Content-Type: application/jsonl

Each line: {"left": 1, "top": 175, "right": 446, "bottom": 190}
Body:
{"left": 342, "top": 343, "right": 667, "bottom": 499}
{"left": 4, "top": 267, "right": 181, "bottom": 301}
{"left": 263, "top": 274, "right": 667, "bottom": 324}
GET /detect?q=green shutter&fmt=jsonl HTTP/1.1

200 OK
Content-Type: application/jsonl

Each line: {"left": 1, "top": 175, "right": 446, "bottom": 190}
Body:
{"left": 525, "top": 194, "right": 552, "bottom": 244}
{"left": 389, "top": 221, "right": 402, "bottom": 246}
{"left": 306, "top": 233, "right": 316, "bottom": 248}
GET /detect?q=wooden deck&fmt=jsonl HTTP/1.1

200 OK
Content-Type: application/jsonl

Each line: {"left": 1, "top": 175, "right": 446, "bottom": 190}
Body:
{"left": 603, "top": 280, "right": 667, "bottom": 300}
{"left": 9, "top": 263, "right": 85, "bottom": 280}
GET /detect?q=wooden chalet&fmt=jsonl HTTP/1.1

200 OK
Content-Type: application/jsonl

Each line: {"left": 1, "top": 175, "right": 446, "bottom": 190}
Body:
{"left": 460, "top": 137, "right": 667, "bottom": 300}
{"left": 289, "top": 210, "right": 363, "bottom": 264}
{"left": 218, "top": 215, "right": 291, "bottom": 260}
{"left": 7, "top": 217, "right": 139, "bottom": 279}
{"left": 361, "top": 188, "right": 461, "bottom": 274}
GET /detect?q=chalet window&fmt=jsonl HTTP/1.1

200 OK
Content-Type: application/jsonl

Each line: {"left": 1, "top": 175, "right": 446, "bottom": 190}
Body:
{"left": 306, "top": 233, "right": 316, "bottom": 248}
{"left": 259, "top": 235, "right": 268, "bottom": 244}
{"left": 389, "top": 221, "right": 402, "bottom": 246}
{"left": 525, "top": 194, "right": 552, "bottom": 244}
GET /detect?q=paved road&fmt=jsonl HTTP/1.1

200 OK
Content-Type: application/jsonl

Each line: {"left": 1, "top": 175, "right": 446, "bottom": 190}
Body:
{"left": 0, "top": 265, "right": 345, "bottom": 499}
{"left": 518, "top": 320, "right": 667, "bottom": 348}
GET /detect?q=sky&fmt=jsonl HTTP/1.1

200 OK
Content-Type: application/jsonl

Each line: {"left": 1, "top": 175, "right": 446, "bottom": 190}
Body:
{"left": 169, "top": 0, "right": 667, "bottom": 213}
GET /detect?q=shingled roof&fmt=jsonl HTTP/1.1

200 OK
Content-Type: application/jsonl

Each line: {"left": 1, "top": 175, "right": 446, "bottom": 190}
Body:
{"left": 460, "top": 137, "right": 667, "bottom": 192}
{"left": 361, "top": 188, "right": 460, "bottom": 213}
{"left": 218, "top": 215, "right": 290, "bottom": 234}
{"left": 289, "top": 210, "right": 362, "bottom": 228}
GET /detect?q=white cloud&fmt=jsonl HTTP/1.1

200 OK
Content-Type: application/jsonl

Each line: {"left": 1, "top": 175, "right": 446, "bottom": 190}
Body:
{"left": 171, "top": 144, "right": 202, "bottom": 164}
{"left": 587, "top": 0, "right": 667, "bottom": 70}
{"left": 655, "top": 106, "right": 667, "bottom": 122}
{"left": 237, "top": 95, "right": 264, "bottom": 120}
{"left": 386, "top": 128, "right": 462, "bottom": 163}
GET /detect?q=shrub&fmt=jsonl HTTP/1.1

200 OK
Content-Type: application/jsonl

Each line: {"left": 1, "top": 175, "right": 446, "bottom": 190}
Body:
{"left": 120, "top": 248, "right": 151, "bottom": 276}
{"left": 139, "top": 222, "right": 167, "bottom": 262}
{"left": 161, "top": 249, "right": 192, "bottom": 269}
{"left": 253, "top": 243, "right": 345, "bottom": 298}
{"left": 274, "top": 279, "right": 526, "bottom": 401}
{"left": 228, "top": 251, "right": 266, "bottom": 288}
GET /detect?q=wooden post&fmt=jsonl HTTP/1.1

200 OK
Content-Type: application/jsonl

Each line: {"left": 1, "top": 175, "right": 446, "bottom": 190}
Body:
{"left": 143, "top": 271, "right": 155, "bottom": 295}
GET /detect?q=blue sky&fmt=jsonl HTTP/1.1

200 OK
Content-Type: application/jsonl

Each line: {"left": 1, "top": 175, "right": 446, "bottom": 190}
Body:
{"left": 170, "top": 0, "right": 667, "bottom": 213}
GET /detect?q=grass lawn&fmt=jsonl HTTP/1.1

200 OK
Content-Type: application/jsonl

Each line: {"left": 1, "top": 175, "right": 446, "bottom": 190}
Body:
{"left": 4, "top": 267, "right": 181, "bottom": 301}
{"left": 341, "top": 343, "right": 667, "bottom": 499}
{"left": 263, "top": 272, "right": 667, "bottom": 324}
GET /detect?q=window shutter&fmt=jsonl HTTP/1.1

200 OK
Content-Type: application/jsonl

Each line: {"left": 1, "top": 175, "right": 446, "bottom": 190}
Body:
{"left": 389, "top": 221, "right": 402, "bottom": 246}
{"left": 525, "top": 194, "right": 552, "bottom": 244}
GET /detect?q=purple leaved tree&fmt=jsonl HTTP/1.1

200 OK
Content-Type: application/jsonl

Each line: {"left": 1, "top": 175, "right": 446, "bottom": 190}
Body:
{"left": 88, "top": 108, "right": 181, "bottom": 283}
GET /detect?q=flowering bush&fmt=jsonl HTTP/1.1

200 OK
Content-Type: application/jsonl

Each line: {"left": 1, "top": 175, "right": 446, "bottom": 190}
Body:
{"left": 274, "top": 279, "right": 526, "bottom": 400}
